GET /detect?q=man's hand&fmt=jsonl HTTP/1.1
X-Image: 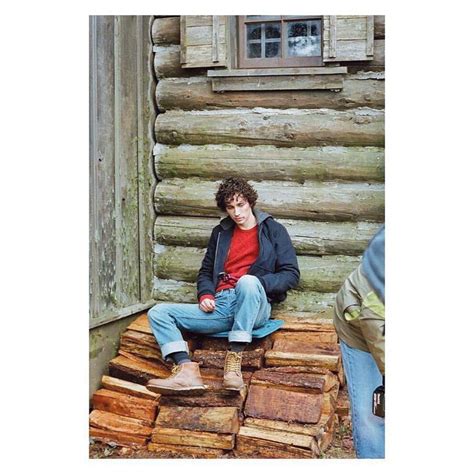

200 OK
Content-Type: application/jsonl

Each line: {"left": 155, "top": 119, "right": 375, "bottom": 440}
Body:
{"left": 199, "top": 298, "right": 216, "bottom": 313}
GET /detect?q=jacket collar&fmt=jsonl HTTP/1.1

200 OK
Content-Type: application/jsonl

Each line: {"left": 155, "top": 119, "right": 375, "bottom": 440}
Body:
{"left": 219, "top": 208, "right": 272, "bottom": 230}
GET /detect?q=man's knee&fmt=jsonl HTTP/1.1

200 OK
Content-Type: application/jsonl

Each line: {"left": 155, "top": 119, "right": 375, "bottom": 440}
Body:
{"left": 236, "top": 274, "right": 260, "bottom": 292}
{"left": 148, "top": 303, "right": 169, "bottom": 324}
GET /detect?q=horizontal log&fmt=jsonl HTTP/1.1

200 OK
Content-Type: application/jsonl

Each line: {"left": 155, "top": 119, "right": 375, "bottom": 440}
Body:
{"left": 153, "top": 244, "right": 360, "bottom": 292}
{"left": 155, "top": 406, "right": 240, "bottom": 434}
{"left": 159, "top": 390, "right": 246, "bottom": 409}
{"left": 155, "top": 108, "right": 384, "bottom": 147}
{"left": 374, "top": 16, "right": 385, "bottom": 39}
{"left": 147, "top": 442, "right": 225, "bottom": 458}
{"left": 89, "top": 410, "right": 153, "bottom": 437}
{"left": 108, "top": 354, "right": 171, "bottom": 385}
{"left": 235, "top": 434, "right": 313, "bottom": 458}
{"left": 154, "top": 144, "right": 384, "bottom": 182}
{"left": 265, "top": 350, "right": 340, "bottom": 371}
{"left": 200, "top": 335, "right": 272, "bottom": 351}
{"left": 200, "top": 367, "right": 252, "bottom": 394}
{"left": 89, "top": 427, "right": 148, "bottom": 447}
{"left": 272, "top": 330, "right": 338, "bottom": 345}
{"left": 336, "top": 388, "right": 351, "bottom": 417}
{"left": 154, "top": 179, "right": 384, "bottom": 222}
{"left": 151, "top": 427, "right": 235, "bottom": 449}
{"left": 244, "top": 384, "right": 323, "bottom": 424}
{"left": 345, "top": 39, "right": 385, "bottom": 73}
{"left": 152, "top": 278, "right": 337, "bottom": 313}
{"left": 92, "top": 389, "right": 158, "bottom": 424}
{"left": 251, "top": 369, "right": 326, "bottom": 393}
{"left": 153, "top": 45, "right": 206, "bottom": 78}
{"left": 152, "top": 17, "right": 180, "bottom": 45}
{"left": 154, "top": 215, "right": 381, "bottom": 256}
{"left": 156, "top": 75, "right": 384, "bottom": 110}
{"left": 100, "top": 375, "right": 159, "bottom": 400}
{"left": 192, "top": 348, "right": 264, "bottom": 370}
{"left": 272, "top": 336, "right": 339, "bottom": 354}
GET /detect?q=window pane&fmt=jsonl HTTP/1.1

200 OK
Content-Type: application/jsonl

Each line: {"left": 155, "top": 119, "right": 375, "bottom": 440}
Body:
{"left": 247, "top": 23, "right": 262, "bottom": 41}
{"left": 287, "top": 19, "right": 321, "bottom": 57}
{"left": 265, "top": 41, "right": 280, "bottom": 58}
{"left": 265, "top": 22, "right": 281, "bottom": 39}
{"left": 247, "top": 42, "right": 262, "bottom": 58}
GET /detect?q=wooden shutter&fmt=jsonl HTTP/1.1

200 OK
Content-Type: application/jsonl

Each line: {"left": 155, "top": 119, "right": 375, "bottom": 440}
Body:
{"left": 323, "top": 15, "right": 374, "bottom": 62}
{"left": 180, "top": 16, "right": 228, "bottom": 68}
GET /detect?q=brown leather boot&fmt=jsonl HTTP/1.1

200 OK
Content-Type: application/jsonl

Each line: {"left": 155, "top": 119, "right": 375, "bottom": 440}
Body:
{"left": 146, "top": 362, "right": 206, "bottom": 395}
{"left": 222, "top": 351, "right": 245, "bottom": 391}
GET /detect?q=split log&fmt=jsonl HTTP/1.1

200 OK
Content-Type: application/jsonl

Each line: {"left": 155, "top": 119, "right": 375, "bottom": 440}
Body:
{"left": 200, "top": 335, "right": 272, "bottom": 351}
{"left": 92, "top": 389, "right": 158, "bottom": 424}
{"left": 153, "top": 245, "right": 360, "bottom": 293}
{"left": 237, "top": 425, "right": 317, "bottom": 453}
{"left": 272, "top": 336, "right": 339, "bottom": 354}
{"left": 200, "top": 367, "right": 252, "bottom": 394}
{"left": 155, "top": 406, "right": 240, "bottom": 434}
{"left": 101, "top": 375, "right": 159, "bottom": 401}
{"left": 89, "top": 427, "right": 148, "bottom": 447}
{"left": 159, "top": 390, "right": 246, "bottom": 409}
{"left": 108, "top": 354, "right": 171, "bottom": 385}
{"left": 156, "top": 75, "right": 384, "bottom": 111}
{"left": 155, "top": 108, "right": 385, "bottom": 147}
{"left": 265, "top": 350, "right": 340, "bottom": 371}
{"left": 152, "top": 17, "right": 180, "bottom": 45}
{"left": 192, "top": 348, "right": 264, "bottom": 369}
{"left": 251, "top": 368, "right": 326, "bottom": 393}
{"left": 89, "top": 410, "right": 153, "bottom": 437}
{"left": 153, "top": 45, "right": 206, "bottom": 78}
{"left": 153, "top": 215, "right": 381, "bottom": 256}
{"left": 244, "top": 384, "right": 323, "bottom": 424}
{"left": 147, "top": 442, "right": 225, "bottom": 458}
{"left": 321, "top": 385, "right": 340, "bottom": 417}
{"left": 272, "top": 330, "right": 337, "bottom": 345}
{"left": 151, "top": 427, "right": 235, "bottom": 450}
{"left": 275, "top": 311, "right": 336, "bottom": 332}
{"left": 154, "top": 178, "right": 384, "bottom": 222}
{"left": 336, "top": 388, "right": 351, "bottom": 417}
{"left": 152, "top": 278, "right": 337, "bottom": 313}
{"left": 235, "top": 435, "right": 313, "bottom": 458}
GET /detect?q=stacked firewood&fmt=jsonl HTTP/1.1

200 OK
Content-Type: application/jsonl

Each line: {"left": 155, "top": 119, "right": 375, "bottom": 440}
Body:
{"left": 89, "top": 310, "right": 350, "bottom": 458}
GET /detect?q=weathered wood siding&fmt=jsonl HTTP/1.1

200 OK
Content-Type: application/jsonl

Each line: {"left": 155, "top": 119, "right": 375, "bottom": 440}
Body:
{"left": 90, "top": 16, "right": 156, "bottom": 328}
{"left": 152, "top": 16, "right": 385, "bottom": 316}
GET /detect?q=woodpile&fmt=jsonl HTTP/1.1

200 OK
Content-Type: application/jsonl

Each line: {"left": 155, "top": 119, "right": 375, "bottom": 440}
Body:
{"left": 89, "top": 311, "right": 350, "bottom": 458}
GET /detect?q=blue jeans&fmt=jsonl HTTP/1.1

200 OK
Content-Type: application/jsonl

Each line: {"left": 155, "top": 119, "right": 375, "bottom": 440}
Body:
{"left": 340, "top": 339, "right": 385, "bottom": 459}
{"left": 147, "top": 275, "right": 271, "bottom": 359}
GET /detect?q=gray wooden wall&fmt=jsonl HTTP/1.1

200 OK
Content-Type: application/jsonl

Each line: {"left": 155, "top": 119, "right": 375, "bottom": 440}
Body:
{"left": 89, "top": 16, "right": 156, "bottom": 329}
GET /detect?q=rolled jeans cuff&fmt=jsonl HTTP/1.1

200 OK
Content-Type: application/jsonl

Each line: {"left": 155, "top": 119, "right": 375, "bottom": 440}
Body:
{"left": 161, "top": 340, "right": 189, "bottom": 359}
{"left": 228, "top": 330, "right": 252, "bottom": 343}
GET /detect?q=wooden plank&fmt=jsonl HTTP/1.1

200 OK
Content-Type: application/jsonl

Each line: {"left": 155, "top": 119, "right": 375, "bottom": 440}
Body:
{"left": 235, "top": 435, "right": 313, "bottom": 458}
{"left": 152, "top": 17, "right": 180, "bottom": 44}
{"left": 374, "top": 16, "right": 385, "bottom": 39}
{"left": 148, "top": 442, "right": 225, "bottom": 458}
{"left": 265, "top": 350, "right": 340, "bottom": 371}
{"left": 155, "top": 108, "right": 385, "bottom": 147}
{"left": 211, "top": 75, "right": 343, "bottom": 92}
{"left": 179, "top": 17, "right": 186, "bottom": 63}
{"left": 182, "top": 45, "right": 227, "bottom": 68}
{"left": 156, "top": 406, "right": 240, "bottom": 433}
{"left": 244, "top": 384, "right": 323, "bottom": 424}
{"left": 366, "top": 16, "right": 374, "bottom": 56}
{"left": 192, "top": 348, "right": 264, "bottom": 369}
{"left": 184, "top": 24, "right": 226, "bottom": 46}
{"left": 92, "top": 388, "right": 158, "bottom": 423}
{"left": 154, "top": 143, "right": 385, "bottom": 184}
{"left": 324, "top": 16, "right": 370, "bottom": 40}
{"left": 207, "top": 67, "right": 347, "bottom": 77}
{"left": 151, "top": 427, "right": 234, "bottom": 450}
{"left": 89, "top": 427, "right": 148, "bottom": 447}
{"left": 89, "top": 409, "right": 153, "bottom": 437}
{"left": 101, "top": 375, "right": 160, "bottom": 400}
{"left": 329, "top": 16, "right": 337, "bottom": 58}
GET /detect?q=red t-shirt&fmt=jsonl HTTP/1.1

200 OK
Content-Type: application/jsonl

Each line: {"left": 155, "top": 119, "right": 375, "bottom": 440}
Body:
{"left": 199, "top": 224, "right": 259, "bottom": 303}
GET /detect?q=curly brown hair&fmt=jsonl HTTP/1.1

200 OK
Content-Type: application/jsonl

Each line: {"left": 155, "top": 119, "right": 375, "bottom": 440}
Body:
{"left": 215, "top": 177, "right": 258, "bottom": 212}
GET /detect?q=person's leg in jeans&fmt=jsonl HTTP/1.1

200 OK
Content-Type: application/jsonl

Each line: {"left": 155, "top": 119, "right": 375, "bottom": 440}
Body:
{"left": 340, "top": 339, "right": 385, "bottom": 458}
{"left": 223, "top": 275, "right": 271, "bottom": 390}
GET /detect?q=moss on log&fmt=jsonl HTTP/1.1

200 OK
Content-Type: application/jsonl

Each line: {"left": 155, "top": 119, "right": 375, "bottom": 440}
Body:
{"left": 154, "top": 178, "right": 384, "bottom": 222}
{"left": 154, "top": 144, "right": 384, "bottom": 182}
{"left": 155, "top": 108, "right": 384, "bottom": 147}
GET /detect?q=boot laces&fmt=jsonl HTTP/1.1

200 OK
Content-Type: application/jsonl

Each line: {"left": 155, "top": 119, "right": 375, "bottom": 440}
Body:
{"left": 225, "top": 351, "right": 242, "bottom": 374}
{"left": 170, "top": 364, "right": 181, "bottom": 377}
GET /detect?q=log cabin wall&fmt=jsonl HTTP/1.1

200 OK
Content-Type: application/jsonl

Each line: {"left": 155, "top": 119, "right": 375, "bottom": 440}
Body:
{"left": 151, "top": 15, "right": 384, "bottom": 316}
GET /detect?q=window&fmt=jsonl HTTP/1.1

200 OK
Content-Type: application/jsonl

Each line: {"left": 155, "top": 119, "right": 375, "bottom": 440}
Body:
{"left": 238, "top": 16, "right": 323, "bottom": 68}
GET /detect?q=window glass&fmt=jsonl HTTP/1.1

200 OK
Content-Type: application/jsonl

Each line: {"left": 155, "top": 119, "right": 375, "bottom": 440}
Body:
{"left": 287, "top": 19, "right": 321, "bottom": 57}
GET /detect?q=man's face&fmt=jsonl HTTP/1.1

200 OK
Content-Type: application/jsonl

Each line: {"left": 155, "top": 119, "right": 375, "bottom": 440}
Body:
{"left": 225, "top": 194, "right": 253, "bottom": 227}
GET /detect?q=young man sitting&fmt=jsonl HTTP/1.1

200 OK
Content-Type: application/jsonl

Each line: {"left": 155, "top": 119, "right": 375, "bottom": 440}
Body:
{"left": 146, "top": 177, "right": 300, "bottom": 394}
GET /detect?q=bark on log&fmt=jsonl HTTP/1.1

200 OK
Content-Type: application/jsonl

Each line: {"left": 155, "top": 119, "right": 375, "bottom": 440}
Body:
{"left": 192, "top": 348, "right": 264, "bottom": 370}
{"left": 154, "top": 215, "right": 381, "bottom": 256}
{"left": 244, "top": 384, "right": 323, "bottom": 424}
{"left": 200, "top": 335, "right": 272, "bottom": 351}
{"left": 152, "top": 17, "right": 180, "bottom": 45}
{"left": 89, "top": 427, "right": 148, "bottom": 447}
{"left": 147, "top": 442, "right": 225, "bottom": 458}
{"left": 152, "top": 278, "right": 337, "bottom": 313}
{"left": 159, "top": 391, "right": 246, "bottom": 408}
{"left": 156, "top": 75, "right": 384, "bottom": 111}
{"left": 101, "top": 375, "right": 159, "bottom": 400}
{"left": 235, "top": 435, "right": 313, "bottom": 458}
{"left": 274, "top": 311, "right": 336, "bottom": 331}
{"left": 153, "top": 244, "right": 360, "bottom": 292}
{"left": 154, "top": 178, "right": 384, "bottom": 222}
{"left": 251, "top": 369, "right": 326, "bottom": 393}
{"left": 108, "top": 354, "right": 171, "bottom": 385}
{"left": 151, "top": 427, "right": 235, "bottom": 450}
{"left": 153, "top": 45, "right": 206, "bottom": 78}
{"left": 89, "top": 410, "right": 153, "bottom": 437}
{"left": 91, "top": 389, "right": 158, "bottom": 424}
{"left": 155, "top": 406, "right": 240, "bottom": 434}
{"left": 155, "top": 108, "right": 384, "bottom": 147}
{"left": 154, "top": 144, "right": 384, "bottom": 182}
{"left": 265, "top": 350, "right": 340, "bottom": 371}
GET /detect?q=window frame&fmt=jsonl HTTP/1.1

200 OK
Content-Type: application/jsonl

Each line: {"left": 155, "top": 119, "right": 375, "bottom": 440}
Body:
{"left": 237, "top": 15, "right": 324, "bottom": 68}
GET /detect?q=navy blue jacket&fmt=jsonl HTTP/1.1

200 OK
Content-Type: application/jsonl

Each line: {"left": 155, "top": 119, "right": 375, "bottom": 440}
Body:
{"left": 197, "top": 209, "right": 300, "bottom": 303}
